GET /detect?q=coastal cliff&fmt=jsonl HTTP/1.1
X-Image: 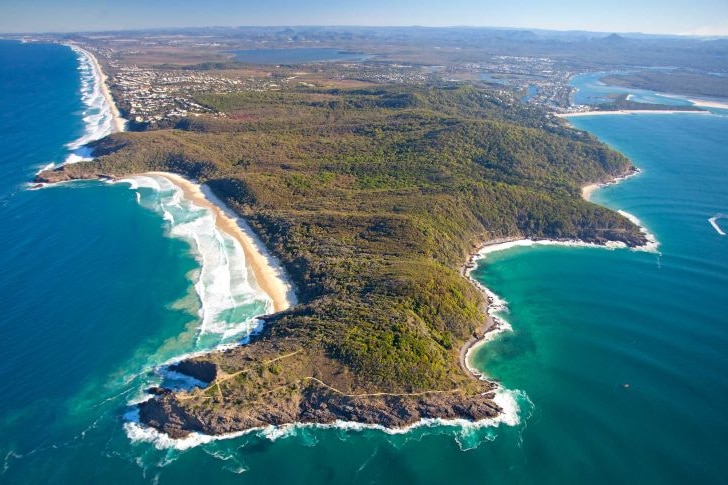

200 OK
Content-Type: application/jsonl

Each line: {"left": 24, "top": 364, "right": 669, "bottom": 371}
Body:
{"left": 140, "top": 384, "right": 500, "bottom": 438}
{"left": 139, "top": 364, "right": 500, "bottom": 438}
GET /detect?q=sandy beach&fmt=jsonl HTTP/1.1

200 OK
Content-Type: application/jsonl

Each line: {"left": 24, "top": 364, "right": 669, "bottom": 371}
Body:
{"left": 60, "top": 47, "right": 294, "bottom": 314}
{"left": 556, "top": 109, "right": 710, "bottom": 118}
{"left": 687, "top": 98, "right": 728, "bottom": 110}
{"left": 148, "top": 171, "right": 296, "bottom": 313}
{"left": 73, "top": 45, "right": 126, "bottom": 133}
{"left": 582, "top": 183, "right": 599, "bottom": 201}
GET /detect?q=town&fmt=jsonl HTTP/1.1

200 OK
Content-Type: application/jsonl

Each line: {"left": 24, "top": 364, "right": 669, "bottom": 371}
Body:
{"left": 73, "top": 33, "right": 598, "bottom": 129}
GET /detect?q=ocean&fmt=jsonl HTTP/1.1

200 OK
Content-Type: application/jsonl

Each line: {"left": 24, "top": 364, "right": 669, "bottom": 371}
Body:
{"left": 569, "top": 71, "right": 694, "bottom": 107}
{"left": 1, "top": 40, "right": 727, "bottom": 483}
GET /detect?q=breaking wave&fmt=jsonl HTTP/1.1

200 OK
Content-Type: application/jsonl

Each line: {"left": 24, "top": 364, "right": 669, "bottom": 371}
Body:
{"left": 123, "top": 387, "right": 532, "bottom": 452}
{"left": 116, "top": 175, "right": 271, "bottom": 348}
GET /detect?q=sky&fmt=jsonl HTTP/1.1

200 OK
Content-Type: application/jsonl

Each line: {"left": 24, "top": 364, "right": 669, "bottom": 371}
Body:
{"left": 1, "top": 0, "right": 727, "bottom": 36}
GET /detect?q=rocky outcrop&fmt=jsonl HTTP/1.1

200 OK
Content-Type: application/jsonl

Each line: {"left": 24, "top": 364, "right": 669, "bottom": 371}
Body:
{"left": 138, "top": 378, "right": 501, "bottom": 438}
{"left": 168, "top": 360, "right": 218, "bottom": 383}
{"left": 34, "top": 165, "right": 111, "bottom": 184}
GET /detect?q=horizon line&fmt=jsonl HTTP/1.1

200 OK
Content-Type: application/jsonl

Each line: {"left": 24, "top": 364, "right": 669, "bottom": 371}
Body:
{"left": 1, "top": 24, "right": 726, "bottom": 39}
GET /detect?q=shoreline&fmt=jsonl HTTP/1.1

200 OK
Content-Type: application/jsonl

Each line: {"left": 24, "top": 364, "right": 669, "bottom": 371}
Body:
{"left": 581, "top": 183, "right": 599, "bottom": 200}
{"left": 657, "top": 93, "right": 728, "bottom": 110}
{"left": 68, "top": 43, "right": 126, "bottom": 133}
{"left": 686, "top": 98, "right": 728, "bottom": 110}
{"left": 556, "top": 109, "right": 710, "bottom": 118}
{"left": 63, "top": 46, "right": 296, "bottom": 313}
{"left": 460, "top": 167, "right": 657, "bottom": 374}
{"left": 581, "top": 168, "right": 641, "bottom": 202}
{"left": 147, "top": 171, "right": 296, "bottom": 314}
{"left": 460, "top": 237, "right": 521, "bottom": 376}
{"left": 127, "top": 386, "right": 523, "bottom": 450}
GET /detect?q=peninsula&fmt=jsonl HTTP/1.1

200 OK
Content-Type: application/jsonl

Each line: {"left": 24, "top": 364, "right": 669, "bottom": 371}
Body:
{"left": 37, "top": 81, "right": 646, "bottom": 437}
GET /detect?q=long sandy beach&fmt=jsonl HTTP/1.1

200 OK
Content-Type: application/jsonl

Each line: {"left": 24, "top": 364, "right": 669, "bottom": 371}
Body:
{"left": 69, "top": 46, "right": 294, "bottom": 315}
{"left": 148, "top": 171, "right": 296, "bottom": 313}
{"left": 556, "top": 109, "right": 710, "bottom": 118}
{"left": 687, "top": 98, "right": 728, "bottom": 110}
{"left": 73, "top": 44, "right": 126, "bottom": 133}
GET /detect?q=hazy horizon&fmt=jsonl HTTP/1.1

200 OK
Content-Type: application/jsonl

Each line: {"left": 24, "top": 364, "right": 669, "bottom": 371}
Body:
{"left": 2, "top": 0, "right": 727, "bottom": 37}
{"left": 3, "top": 24, "right": 727, "bottom": 39}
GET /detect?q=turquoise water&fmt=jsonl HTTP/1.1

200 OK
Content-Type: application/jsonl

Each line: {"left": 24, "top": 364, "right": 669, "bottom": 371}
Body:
{"left": 471, "top": 112, "right": 728, "bottom": 483}
{"left": 0, "top": 41, "right": 271, "bottom": 482}
{"left": 1, "top": 40, "right": 727, "bottom": 483}
{"left": 571, "top": 71, "right": 694, "bottom": 107}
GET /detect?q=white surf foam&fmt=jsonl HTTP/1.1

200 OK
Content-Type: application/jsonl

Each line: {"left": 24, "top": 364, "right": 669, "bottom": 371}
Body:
{"left": 64, "top": 45, "right": 115, "bottom": 155}
{"left": 170, "top": 209, "right": 269, "bottom": 338}
{"left": 709, "top": 214, "right": 727, "bottom": 236}
{"left": 119, "top": 175, "right": 272, "bottom": 346}
{"left": 617, "top": 210, "right": 660, "bottom": 252}
{"left": 124, "top": 386, "right": 529, "bottom": 451}
{"left": 32, "top": 44, "right": 122, "bottom": 173}
{"left": 157, "top": 369, "right": 208, "bottom": 391}
{"left": 583, "top": 168, "right": 642, "bottom": 200}
{"left": 124, "top": 408, "right": 249, "bottom": 451}
{"left": 476, "top": 238, "right": 629, "bottom": 258}
{"left": 464, "top": 259, "right": 514, "bottom": 337}
{"left": 35, "top": 162, "right": 56, "bottom": 175}
{"left": 200, "top": 185, "right": 298, "bottom": 307}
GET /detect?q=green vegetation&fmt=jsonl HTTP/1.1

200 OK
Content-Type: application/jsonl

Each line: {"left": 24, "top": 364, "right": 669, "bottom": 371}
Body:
{"left": 59, "top": 84, "right": 643, "bottom": 394}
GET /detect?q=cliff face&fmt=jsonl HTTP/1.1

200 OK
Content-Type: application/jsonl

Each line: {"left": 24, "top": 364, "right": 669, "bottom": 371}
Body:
{"left": 34, "top": 164, "right": 114, "bottom": 184}
{"left": 139, "top": 378, "right": 500, "bottom": 438}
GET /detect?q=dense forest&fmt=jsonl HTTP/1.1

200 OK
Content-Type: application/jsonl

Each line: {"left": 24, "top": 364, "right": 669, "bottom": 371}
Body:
{"left": 39, "top": 85, "right": 645, "bottom": 429}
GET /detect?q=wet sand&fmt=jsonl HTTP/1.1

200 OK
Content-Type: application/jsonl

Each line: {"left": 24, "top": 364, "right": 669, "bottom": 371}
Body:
{"left": 149, "top": 171, "right": 296, "bottom": 313}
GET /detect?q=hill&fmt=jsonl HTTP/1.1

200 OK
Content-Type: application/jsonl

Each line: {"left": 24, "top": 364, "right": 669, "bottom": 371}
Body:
{"left": 37, "top": 85, "right": 645, "bottom": 437}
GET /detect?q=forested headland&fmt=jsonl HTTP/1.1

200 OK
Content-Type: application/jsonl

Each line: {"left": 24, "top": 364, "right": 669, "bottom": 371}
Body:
{"left": 37, "top": 85, "right": 645, "bottom": 436}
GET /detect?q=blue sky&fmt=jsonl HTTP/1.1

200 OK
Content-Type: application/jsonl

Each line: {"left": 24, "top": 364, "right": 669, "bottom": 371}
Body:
{"left": 2, "top": 0, "right": 727, "bottom": 35}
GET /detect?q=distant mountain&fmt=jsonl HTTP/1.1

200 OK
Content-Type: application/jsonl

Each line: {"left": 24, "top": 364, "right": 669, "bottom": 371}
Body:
{"left": 601, "top": 33, "right": 628, "bottom": 43}
{"left": 495, "top": 30, "right": 539, "bottom": 41}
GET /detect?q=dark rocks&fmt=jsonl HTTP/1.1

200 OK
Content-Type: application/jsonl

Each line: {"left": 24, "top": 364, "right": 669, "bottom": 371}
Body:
{"left": 146, "top": 386, "right": 172, "bottom": 396}
{"left": 168, "top": 359, "right": 218, "bottom": 384}
{"left": 138, "top": 396, "right": 201, "bottom": 439}
{"left": 138, "top": 379, "right": 501, "bottom": 438}
{"left": 33, "top": 165, "right": 102, "bottom": 184}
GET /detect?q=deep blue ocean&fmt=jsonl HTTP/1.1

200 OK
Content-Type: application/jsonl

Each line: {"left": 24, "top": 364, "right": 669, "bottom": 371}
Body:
{"left": 1, "top": 41, "right": 727, "bottom": 483}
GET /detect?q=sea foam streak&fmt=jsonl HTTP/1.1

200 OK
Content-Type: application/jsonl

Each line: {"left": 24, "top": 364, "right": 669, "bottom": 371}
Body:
{"left": 709, "top": 214, "right": 727, "bottom": 236}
